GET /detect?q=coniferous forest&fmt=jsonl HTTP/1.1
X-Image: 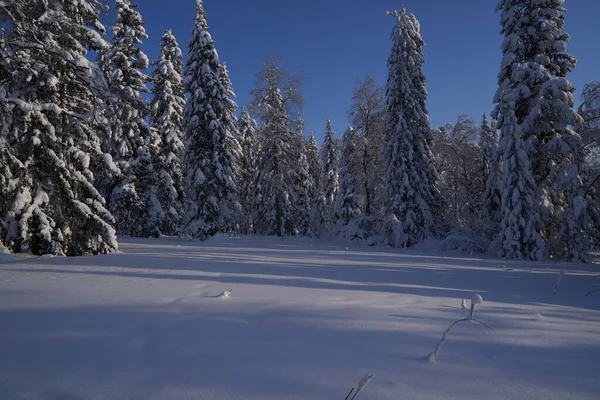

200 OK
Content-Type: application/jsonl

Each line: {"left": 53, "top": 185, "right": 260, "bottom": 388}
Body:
{"left": 1, "top": 0, "right": 599, "bottom": 262}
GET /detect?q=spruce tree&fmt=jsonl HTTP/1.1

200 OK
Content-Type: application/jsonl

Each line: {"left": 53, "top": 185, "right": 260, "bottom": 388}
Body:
{"left": 292, "top": 133, "right": 312, "bottom": 236}
{"left": 149, "top": 30, "right": 186, "bottom": 235}
{"left": 181, "top": 0, "right": 239, "bottom": 239}
{"left": 103, "top": 0, "right": 161, "bottom": 237}
{"left": 494, "top": 0, "right": 586, "bottom": 260}
{"left": 0, "top": 117, "right": 23, "bottom": 247}
{"left": 382, "top": 7, "right": 440, "bottom": 248}
{"left": 236, "top": 110, "right": 258, "bottom": 234}
{"left": 497, "top": 109, "right": 544, "bottom": 260}
{"left": 0, "top": 0, "right": 118, "bottom": 255}
{"left": 306, "top": 133, "right": 324, "bottom": 237}
{"left": 336, "top": 127, "right": 361, "bottom": 229}
{"left": 306, "top": 133, "right": 323, "bottom": 193}
{"left": 320, "top": 120, "right": 339, "bottom": 235}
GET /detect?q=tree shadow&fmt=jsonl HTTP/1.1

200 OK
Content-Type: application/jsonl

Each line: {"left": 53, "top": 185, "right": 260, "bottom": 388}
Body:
{"left": 0, "top": 301, "right": 599, "bottom": 400}
{"left": 10, "top": 235, "right": 600, "bottom": 312}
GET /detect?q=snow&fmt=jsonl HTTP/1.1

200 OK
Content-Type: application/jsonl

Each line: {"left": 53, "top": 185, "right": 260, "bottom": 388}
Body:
{"left": 0, "top": 251, "right": 15, "bottom": 263}
{"left": 0, "top": 235, "right": 599, "bottom": 399}
{"left": 471, "top": 293, "right": 483, "bottom": 305}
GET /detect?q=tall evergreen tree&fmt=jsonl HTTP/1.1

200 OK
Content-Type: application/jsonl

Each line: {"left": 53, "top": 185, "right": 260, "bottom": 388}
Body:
{"left": 0, "top": 0, "right": 118, "bottom": 255}
{"left": 217, "top": 61, "right": 243, "bottom": 233}
{"left": 103, "top": 0, "right": 161, "bottom": 237}
{"left": 381, "top": 7, "right": 440, "bottom": 248}
{"left": 291, "top": 136, "right": 312, "bottom": 236}
{"left": 149, "top": 30, "right": 186, "bottom": 235}
{"left": 0, "top": 113, "right": 23, "bottom": 247}
{"left": 336, "top": 127, "right": 361, "bottom": 229}
{"left": 306, "top": 133, "right": 323, "bottom": 193}
{"left": 320, "top": 120, "right": 339, "bottom": 235}
{"left": 181, "top": 0, "right": 239, "bottom": 239}
{"left": 236, "top": 110, "right": 258, "bottom": 234}
{"left": 305, "top": 133, "right": 325, "bottom": 237}
{"left": 494, "top": 0, "right": 586, "bottom": 260}
{"left": 321, "top": 120, "right": 339, "bottom": 207}
{"left": 497, "top": 109, "right": 544, "bottom": 260}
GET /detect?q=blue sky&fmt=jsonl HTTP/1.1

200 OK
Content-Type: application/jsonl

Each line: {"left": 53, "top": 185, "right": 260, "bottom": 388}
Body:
{"left": 130, "top": 0, "right": 600, "bottom": 143}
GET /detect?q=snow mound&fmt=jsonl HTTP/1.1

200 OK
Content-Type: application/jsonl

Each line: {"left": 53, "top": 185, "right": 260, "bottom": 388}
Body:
{"left": 217, "top": 289, "right": 233, "bottom": 298}
{"left": 471, "top": 294, "right": 483, "bottom": 305}
{"left": 439, "top": 227, "right": 484, "bottom": 254}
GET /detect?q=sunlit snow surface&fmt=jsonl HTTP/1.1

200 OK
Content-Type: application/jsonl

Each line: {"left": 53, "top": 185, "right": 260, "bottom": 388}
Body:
{"left": 1, "top": 235, "right": 599, "bottom": 399}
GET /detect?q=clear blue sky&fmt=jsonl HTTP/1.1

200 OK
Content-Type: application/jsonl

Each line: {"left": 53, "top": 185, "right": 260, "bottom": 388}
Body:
{"left": 130, "top": 0, "right": 600, "bottom": 143}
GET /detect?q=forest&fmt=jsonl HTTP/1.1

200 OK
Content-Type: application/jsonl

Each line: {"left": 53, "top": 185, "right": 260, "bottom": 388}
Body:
{"left": 1, "top": 0, "right": 599, "bottom": 262}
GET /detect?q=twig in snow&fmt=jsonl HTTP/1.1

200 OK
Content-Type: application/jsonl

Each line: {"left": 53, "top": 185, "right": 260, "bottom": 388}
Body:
{"left": 344, "top": 374, "right": 373, "bottom": 400}
{"left": 553, "top": 269, "right": 565, "bottom": 295}
{"left": 584, "top": 289, "right": 600, "bottom": 298}
{"left": 344, "top": 388, "right": 354, "bottom": 400}
{"left": 426, "top": 294, "right": 492, "bottom": 362}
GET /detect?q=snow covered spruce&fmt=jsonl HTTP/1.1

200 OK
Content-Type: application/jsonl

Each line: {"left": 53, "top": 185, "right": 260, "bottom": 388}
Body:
{"left": 493, "top": 0, "right": 588, "bottom": 261}
{"left": 180, "top": 0, "right": 240, "bottom": 240}
{"left": 380, "top": 7, "right": 441, "bottom": 248}
{"left": 0, "top": 0, "right": 118, "bottom": 255}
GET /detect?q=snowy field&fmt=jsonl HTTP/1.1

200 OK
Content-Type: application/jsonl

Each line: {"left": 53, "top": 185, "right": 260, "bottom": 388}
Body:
{"left": 1, "top": 236, "right": 599, "bottom": 400}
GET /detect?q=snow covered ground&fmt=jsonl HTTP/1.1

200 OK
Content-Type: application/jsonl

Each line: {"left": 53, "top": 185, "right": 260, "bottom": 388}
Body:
{"left": 1, "top": 235, "right": 599, "bottom": 400}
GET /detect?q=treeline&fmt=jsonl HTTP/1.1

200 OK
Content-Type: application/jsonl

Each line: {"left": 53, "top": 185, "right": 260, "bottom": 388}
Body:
{"left": 0, "top": 0, "right": 598, "bottom": 261}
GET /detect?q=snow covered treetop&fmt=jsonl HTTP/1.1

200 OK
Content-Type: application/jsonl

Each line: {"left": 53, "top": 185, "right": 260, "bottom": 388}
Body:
{"left": 194, "top": 0, "right": 209, "bottom": 30}
{"left": 113, "top": 0, "right": 148, "bottom": 43}
{"left": 386, "top": 7, "right": 421, "bottom": 36}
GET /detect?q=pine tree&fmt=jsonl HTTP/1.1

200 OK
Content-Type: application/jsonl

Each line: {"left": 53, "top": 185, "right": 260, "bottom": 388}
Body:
{"left": 320, "top": 120, "right": 339, "bottom": 235}
{"left": 381, "top": 7, "right": 440, "bottom": 248}
{"left": 181, "top": 0, "right": 239, "bottom": 239}
{"left": 336, "top": 127, "right": 361, "bottom": 229}
{"left": 149, "top": 30, "right": 186, "bottom": 235}
{"left": 494, "top": 0, "right": 586, "bottom": 260}
{"left": 0, "top": 0, "right": 118, "bottom": 255}
{"left": 103, "top": 0, "right": 161, "bottom": 237}
{"left": 236, "top": 110, "right": 258, "bottom": 234}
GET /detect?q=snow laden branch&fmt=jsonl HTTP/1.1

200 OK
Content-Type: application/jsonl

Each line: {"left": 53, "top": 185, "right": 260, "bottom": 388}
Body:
{"left": 0, "top": 86, "right": 93, "bottom": 121}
